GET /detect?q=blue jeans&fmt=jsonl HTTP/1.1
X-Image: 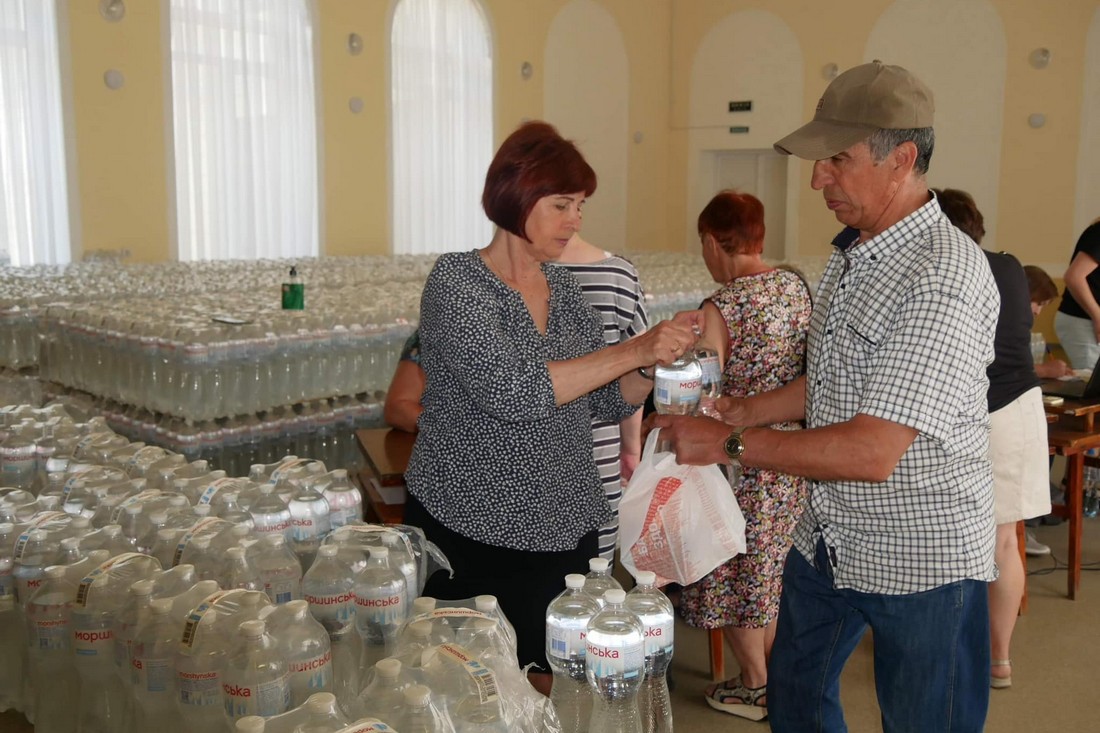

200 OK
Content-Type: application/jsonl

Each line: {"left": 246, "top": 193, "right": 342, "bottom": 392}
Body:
{"left": 768, "top": 541, "right": 990, "bottom": 733}
{"left": 1054, "top": 310, "right": 1100, "bottom": 370}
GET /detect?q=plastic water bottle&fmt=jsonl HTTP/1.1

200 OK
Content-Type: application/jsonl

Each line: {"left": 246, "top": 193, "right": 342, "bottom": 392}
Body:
{"left": 583, "top": 557, "right": 623, "bottom": 608}
{"left": 653, "top": 355, "right": 702, "bottom": 415}
{"left": 301, "top": 543, "right": 358, "bottom": 707}
{"left": 694, "top": 346, "right": 722, "bottom": 418}
{"left": 625, "top": 571, "right": 674, "bottom": 733}
{"left": 586, "top": 589, "right": 645, "bottom": 733}
{"left": 381, "top": 531, "right": 418, "bottom": 607}
{"left": 25, "top": 565, "right": 78, "bottom": 733}
{"left": 113, "top": 577, "right": 155, "bottom": 729}
{"left": 474, "top": 595, "right": 517, "bottom": 652}
{"left": 73, "top": 574, "right": 128, "bottom": 733}
{"left": 273, "top": 600, "right": 334, "bottom": 706}
{"left": 398, "top": 684, "right": 448, "bottom": 733}
{"left": 254, "top": 534, "right": 303, "bottom": 604}
{"left": 318, "top": 469, "right": 363, "bottom": 529}
{"left": 291, "top": 692, "right": 347, "bottom": 733}
{"left": 353, "top": 546, "right": 408, "bottom": 671}
{"left": 350, "top": 656, "right": 407, "bottom": 722}
{"left": 249, "top": 485, "right": 292, "bottom": 540}
{"left": 546, "top": 573, "right": 601, "bottom": 733}
{"left": 287, "top": 483, "right": 331, "bottom": 568}
{"left": 175, "top": 608, "right": 227, "bottom": 732}
{"left": 0, "top": 522, "right": 22, "bottom": 713}
{"left": 130, "top": 597, "right": 181, "bottom": 733}
{"left": 222, "top": 546, "right": 264, "bottom": 591}
{"left": 222, "top": 619, "right": 291, "bottom": 721}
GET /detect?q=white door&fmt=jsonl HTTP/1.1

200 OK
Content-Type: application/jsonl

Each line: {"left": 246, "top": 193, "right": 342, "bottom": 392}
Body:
{"left": 711, "top": 150, "right": 788, "bottom": 261}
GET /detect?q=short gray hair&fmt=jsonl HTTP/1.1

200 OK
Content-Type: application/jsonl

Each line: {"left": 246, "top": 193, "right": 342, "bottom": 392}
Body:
{"left": 867, "top": 127, "right": 935, "bottom": 175}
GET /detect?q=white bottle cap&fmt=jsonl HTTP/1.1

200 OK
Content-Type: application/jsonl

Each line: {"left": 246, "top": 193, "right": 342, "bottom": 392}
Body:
{"left": 235, "top": 715, "right": 266, "bottom": 733}
{"left": 61, "top": 537, "right": 80, "bottom": 550}
{"left": 317, "top": 545, "right": 338, "bottom": 558}
{"left": 604, "top": 589, "right": 626, "bottom": 605}
{"left": 370, "top": 546, "right": 390, "bottom": 560}
{"left": 239, "top": 619, "right": 266, "bottom": 638}
{"left": 286, "top": 600, "right": 309, "bottom": 618}
{"left": 474, "top": 594, "right": 498, "bottom": 612}
{"left": 151, "top": 598, "right": 173, "bottom": 615}
{"left": 376, "top": 657, "right": 402, "bottom": 679}
{"left": 589, "top": 557, "right": 610, "bottom": 572}
{"left": 404, "top": 684, "right": 432, "bottom": 707}
{"left": 131, "top": 579, "right": 154, "bottom": 596}
{"left": 408, "top": 620, "right": 432, "bottom": 639}
{"left": 227, "top": 546, "right": 245, "bottom": 559}
{"left": 564, "top": 574, "right": 586, "bottom": 589}
{"left": 125, "top": 505, "right": 142, "bottom": 516}
{"left": 199, "top": 609, "right": 218, "bottom": 626}
{"left": 304, "top": 692, "right": 336, "bottom": 713}
{"left": 634, "top": 570, "right": 657, "bottom": 586}
{"left": 412, "top": 596, "right": 437, "bottom": 615}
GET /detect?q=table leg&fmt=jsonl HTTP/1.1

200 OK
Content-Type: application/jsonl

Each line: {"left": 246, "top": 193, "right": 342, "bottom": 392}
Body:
{"left": 1066, "top": 454, "right": 1083, "bottom": 600}
{"left": 1016, "top": 520, "right": 1027, "bottom": 615}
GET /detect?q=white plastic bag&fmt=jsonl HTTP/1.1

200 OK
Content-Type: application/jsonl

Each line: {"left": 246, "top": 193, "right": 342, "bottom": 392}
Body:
{"left": 619, "top": 429, "right": 747, "bottom": 587}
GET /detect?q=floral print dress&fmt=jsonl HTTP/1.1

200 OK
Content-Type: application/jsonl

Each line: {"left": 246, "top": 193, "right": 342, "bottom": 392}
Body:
{"left": 679, "top": 268, "right": 812, "bottom": 629}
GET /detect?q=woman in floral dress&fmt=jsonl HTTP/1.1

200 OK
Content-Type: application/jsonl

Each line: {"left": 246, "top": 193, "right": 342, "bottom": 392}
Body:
{"left": 684, "top": 190, "right": 811, "bottom": 721}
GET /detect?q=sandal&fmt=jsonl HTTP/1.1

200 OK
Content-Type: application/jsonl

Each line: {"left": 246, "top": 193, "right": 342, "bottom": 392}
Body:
{"left": 704, "top": 676, "right": 768, "bottom": 721}
{"left": 991, "top": 659, "right": 1012, "bottom": 689}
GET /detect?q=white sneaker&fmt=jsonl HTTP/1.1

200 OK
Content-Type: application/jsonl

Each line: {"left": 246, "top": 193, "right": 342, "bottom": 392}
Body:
{"left": 1025, "top": 531, "right": 1051, "bottom": 557}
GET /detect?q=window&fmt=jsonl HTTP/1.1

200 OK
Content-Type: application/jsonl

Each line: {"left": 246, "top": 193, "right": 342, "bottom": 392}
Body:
{"left": 170, "top": 0, "right": 319, "bottom": 261}
{"left": 391, "top": 0, "right": 493, "bottom": 255}
{"left": 0, "top": 0, "right": 71, "bottom": 266}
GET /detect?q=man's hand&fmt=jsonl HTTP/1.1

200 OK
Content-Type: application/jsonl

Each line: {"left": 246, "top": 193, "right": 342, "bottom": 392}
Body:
{"left": 643, "top": 414, "right": 734, "bottom": 465}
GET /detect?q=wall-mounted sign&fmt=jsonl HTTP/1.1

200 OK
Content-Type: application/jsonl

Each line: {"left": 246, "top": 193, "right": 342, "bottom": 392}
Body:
{"left": 729, "top": 126, "right": 750, "bottom": 134}
{"left": 728, "top": 101, "right": 753, "bottom": 112}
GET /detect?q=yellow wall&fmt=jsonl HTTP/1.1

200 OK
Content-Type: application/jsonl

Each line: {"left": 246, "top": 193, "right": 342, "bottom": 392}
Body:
{"left": 59, "top": 0, "right": 1100, "bottom": 266}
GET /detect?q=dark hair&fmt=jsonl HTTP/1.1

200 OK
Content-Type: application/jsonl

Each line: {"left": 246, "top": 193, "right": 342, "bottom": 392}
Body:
{"left": 868, "top": 127, "right": 935, "bottom": 175}
{"left": 481, "top": 121, "right": 597, "bottom": 240}
{"left": 697, "top": 190, "right": 766, "bottom": 255}
{"left": 1024, "top": 265, "right": 1059, "bottom": 304}
{"left": 933, "top": 188, "right": 985, "bottom": 244}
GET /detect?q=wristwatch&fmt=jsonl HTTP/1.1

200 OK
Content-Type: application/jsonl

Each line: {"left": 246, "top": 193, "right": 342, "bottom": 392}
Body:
{"left": 723, "top": 429, "right": 746, "bottom": 463}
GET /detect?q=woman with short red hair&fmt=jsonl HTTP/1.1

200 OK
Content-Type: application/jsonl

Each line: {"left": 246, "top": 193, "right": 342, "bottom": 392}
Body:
{"left": 687, "top": 190, "right": 811, "bottom": 721}
{"left": 403, "top": 121, "right": 699, "bottom": 691}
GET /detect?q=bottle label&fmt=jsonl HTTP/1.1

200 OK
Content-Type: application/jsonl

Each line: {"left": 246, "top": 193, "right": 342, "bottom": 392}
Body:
{"left": 437, "top": 644, "right": 499, "bottom": 703}
{"left": 643, "top": 620, "right": 674, "bottom": 657}
{"left": 223, "top": 675, "right": 290, "bottom": 718}
{"left": 304, "top": 592, "right": 354, "bottom": 626}
{"left": 289, "top": 649, "right": 333, "bottom": 692}
{"left": 585, "top": 639, "right": 644, "bottom": 679}
{"left": 355, "top": 591, "right": 404, "bottom": 626}
{"left": 548, "top": 620, "right": 587, "bottom": 659}
{"left": 291, "top": 515, "right": 330, "bottom": 541}
{"left": 133, "top": 655, "right": 174, "bottom": 692}
{"left": 654, "top": 374, "right": 702, "bottom": 410}
{"left": 178, "top": 669, "right": 222, "bottom": 708}
{"left": 698, "top": 354, "right": 722, "bottom": 394}
{"left": 33, "top": 617, "right": 69, "bottom": 650}
{"left": 13, "top": 511, "right": 69, "bottom": 560}
{"left": 265, "top": 578, "right": 298, "bottom": 605}
{"left": 74, "top": 627, "right": 114, "bottom": 657}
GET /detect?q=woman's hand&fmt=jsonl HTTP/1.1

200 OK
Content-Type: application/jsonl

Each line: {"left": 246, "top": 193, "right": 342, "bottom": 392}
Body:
{"left": 634, "top": 310, "right": 704, "bottom": 367}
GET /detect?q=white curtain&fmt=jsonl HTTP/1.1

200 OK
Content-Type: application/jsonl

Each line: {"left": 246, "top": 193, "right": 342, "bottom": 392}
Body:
{"left": 0, "top": 0, "right": 71, "bottom": 266}
{"left": 391, "top": 0, "right": 494, "bottom": 255}
{"left": 170, "top": 0, "right": 318, "bottom": 261}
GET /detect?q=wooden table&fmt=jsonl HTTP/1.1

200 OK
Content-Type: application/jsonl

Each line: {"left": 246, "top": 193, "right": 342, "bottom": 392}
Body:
{"left": 354, "top": 428, "right": 412, "bottom": 525}
{"left": 1043, "top": 394, "right": 1100, "bottom": 599}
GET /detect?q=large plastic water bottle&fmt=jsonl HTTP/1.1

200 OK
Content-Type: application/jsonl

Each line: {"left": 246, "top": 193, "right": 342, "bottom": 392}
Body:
{"left": 381, "top": 532, "right": 418, "bottom": 607}
{"left": 625, "top": 571, "right": 674, "bottom": 733}
{"left": 73, "top": 574, "right": 127, "bottom": 733}
{"left": 222, "top": 619, "right": 291, "bottom": 721}
{"left": 586, "top": 589, "right": 645, "bottom": 733}
{"left": 130, "top": 597, "right": 181, "bottom": 733}
{"left": 175, "top": 608, "right": 227, "bottom": 732}
{"left": 302, "top": 544, "right": 358, "bottom": 708}
{"left": 546, "top": 573, "right": 601, "bottom": 733}
{"left": 653, "top": 355, "right": 702, "bottom": 415}
{"left": 222, "top": 546, "right": 264, "bottom": 591}
{"left": 249, "top": 485, "right": 292, "bottom": 540}
{"left": 397, "top": 684, "right": 448, "bottom": 733}
{"left": 113, "top": 578, "right": 155, "bottom": 728}
{"left": 254, "top": 534, "right": 303, "bottom": 605}
{"left": 25, "top": 565, "right": 78, "bottom": 733}
{"left": 287, "top": 483, "right": 331, "bottom": 568}
{"left": 317, "top": 470, "right": 363, "bottom": 529}
{"left": 0, "top": 522, "right": 21, "bottom": 713}
{"left": 350, "top": 656, "right": 407, "bottom": 723}
{"left": 270, "top": 600, "right": 334, "bottom": 706}
{"left": 353, "top": 546, "right": 408, "bottom": 671}
{"left": 583, "top": 557, "right": 622, "bottom": 608}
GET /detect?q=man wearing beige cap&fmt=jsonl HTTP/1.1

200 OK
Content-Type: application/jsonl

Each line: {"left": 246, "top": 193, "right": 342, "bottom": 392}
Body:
{"left": 648, "top": 61, "right": 998, "bottom": 731}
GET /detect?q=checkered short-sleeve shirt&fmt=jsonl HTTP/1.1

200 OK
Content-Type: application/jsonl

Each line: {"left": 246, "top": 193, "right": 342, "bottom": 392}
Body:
{"left": 792, "top": 195, "right": 999, "bottom": 594}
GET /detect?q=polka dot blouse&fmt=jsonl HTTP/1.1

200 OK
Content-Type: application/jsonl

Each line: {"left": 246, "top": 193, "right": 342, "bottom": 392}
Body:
{"left": 405, "top": 250, "right": 640, "bottom": 552}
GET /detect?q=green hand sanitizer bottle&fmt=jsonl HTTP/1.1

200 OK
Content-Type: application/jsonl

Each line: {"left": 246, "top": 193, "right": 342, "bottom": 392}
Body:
{"left": 282, "top": 265, "right": 304, "bottom": 310}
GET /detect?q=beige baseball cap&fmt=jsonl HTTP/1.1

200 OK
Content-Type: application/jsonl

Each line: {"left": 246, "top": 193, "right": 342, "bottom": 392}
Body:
{"left": 774, "top": 61, "right": 934, "bottom": 160}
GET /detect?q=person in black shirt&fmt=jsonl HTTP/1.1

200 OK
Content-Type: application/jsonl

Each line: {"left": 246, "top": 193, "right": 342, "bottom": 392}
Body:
{"left": 936, "top": 188, "right": 1051, "bottom": 689}
{"left": 1054, "top": 219, "right": 1100, "bottom": 368}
